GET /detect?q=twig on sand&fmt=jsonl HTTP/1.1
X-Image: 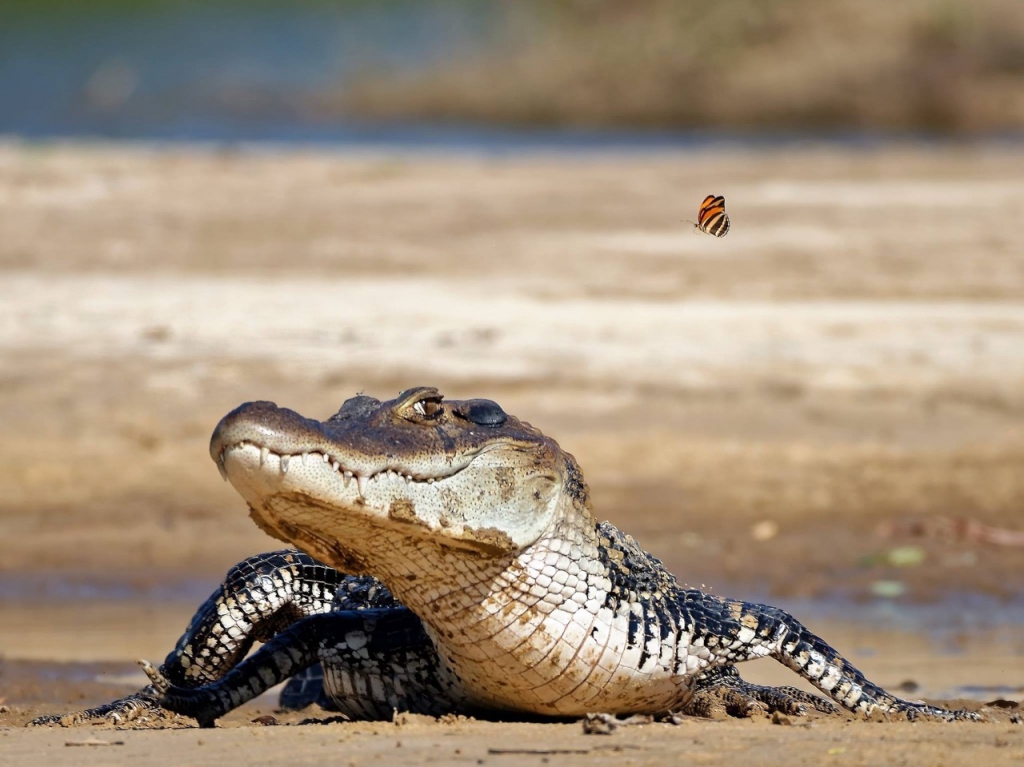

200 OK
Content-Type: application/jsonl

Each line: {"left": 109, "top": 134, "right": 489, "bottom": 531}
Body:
{"left": 65, "top": 738, "right": 125, "bottom": 747}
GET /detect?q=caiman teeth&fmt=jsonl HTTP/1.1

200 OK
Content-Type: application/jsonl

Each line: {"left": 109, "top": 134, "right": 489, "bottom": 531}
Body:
{"left": 228, "top": 443, "right": 455, "bottom": 490}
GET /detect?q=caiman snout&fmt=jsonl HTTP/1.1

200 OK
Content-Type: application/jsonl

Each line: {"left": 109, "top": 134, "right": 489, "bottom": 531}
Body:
{"left": 209, "top": 401, "right": 325, "bottom": 468}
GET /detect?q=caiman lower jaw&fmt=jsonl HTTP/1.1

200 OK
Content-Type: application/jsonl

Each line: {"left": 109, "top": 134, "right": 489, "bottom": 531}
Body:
{"left": 248, "top": 495, "right": 516, "bottom": 569}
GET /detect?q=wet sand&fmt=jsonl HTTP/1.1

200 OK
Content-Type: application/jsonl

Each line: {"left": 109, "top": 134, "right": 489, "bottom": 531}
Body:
{"left": 1, "top": 141, "right": 1023, "bottom": 763}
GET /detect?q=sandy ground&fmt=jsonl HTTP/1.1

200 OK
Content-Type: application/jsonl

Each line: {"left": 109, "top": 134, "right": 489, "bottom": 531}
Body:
{"left": 1, "top": 140, "right": 1023, "bottom": 764}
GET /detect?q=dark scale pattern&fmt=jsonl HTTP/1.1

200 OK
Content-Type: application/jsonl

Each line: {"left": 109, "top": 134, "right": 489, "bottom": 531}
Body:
{"left": 281, "top": 573, "right": 404, "bottom": 711}
{"left": 29, "top": 549, "right": 343, "bottom": 727}
{"left": 593, "top": 522, "right": 681, "bottom": 675}
{"left": 332, "top": 575, "right": 401, "bottom": 611}
{"left": 145, "top": 608, "right": 456, "bottom": 727}
{"left": 168, "top": 552, "right": 460, "bottom": 723}
{"left": 29, "top": 550, "right": 455, "bottom": 727}
{"left": 162, "top": 550, "right": 344, "bottom": 687}
{"left": 561, "top": 454, "right": 591, "bottom": 512}
{"left": 596, "top": 522, "right": 678, "bottom": 606}
{"left": 589, "top": 523, "right": 976, "bottom": 721}
{"left": 673, "top": 591, "right": 977, "bottom": 720}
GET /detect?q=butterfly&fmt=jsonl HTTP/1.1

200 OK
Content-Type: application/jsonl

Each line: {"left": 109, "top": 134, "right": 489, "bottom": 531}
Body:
{"left": 693, "top": 194, "right": 730, "bottom": 237}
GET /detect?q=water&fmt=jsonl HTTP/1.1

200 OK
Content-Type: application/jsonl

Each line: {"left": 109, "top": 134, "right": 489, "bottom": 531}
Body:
{"left": 0, "top": 569, "right": 218, "bottom": 604}
{"left": 0, "top": 2, "right": 500, "bottom": 143}
{"left": 3, "top": 568, "right": 1022, "bottom": 637}
{"left": 763, "top": 590, "right": 1024, "bottom": 647}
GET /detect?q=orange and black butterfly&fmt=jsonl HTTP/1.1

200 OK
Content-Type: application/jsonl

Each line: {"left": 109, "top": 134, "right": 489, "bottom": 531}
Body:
{"left": 693, "top": 194, "right": 730, "bottom": 237}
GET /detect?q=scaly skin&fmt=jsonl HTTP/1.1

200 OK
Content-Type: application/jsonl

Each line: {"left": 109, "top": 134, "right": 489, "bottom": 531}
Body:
{"left": 32, "top": 549, "right": 826, "bottom": 728}
{"left": 31, "top": 387, "right": 977, "bottom": 727}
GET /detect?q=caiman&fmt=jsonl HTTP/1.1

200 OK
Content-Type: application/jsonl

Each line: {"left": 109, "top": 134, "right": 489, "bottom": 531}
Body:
{"left": 31, "top": 387, "right": 978, "bottom": 727}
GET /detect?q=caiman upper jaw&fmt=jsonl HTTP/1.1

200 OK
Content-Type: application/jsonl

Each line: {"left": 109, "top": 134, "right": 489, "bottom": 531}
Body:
{"left": 209, "top": 398, "right": 481, "bottom": 486}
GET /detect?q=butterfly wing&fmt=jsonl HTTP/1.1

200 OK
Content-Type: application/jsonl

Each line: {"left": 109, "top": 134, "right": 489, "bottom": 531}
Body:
{"left": 696, "top": 194, "right": 729, "bottom": 237}
{"left": 696, "top": 195, "right": 720, "bottom": 225}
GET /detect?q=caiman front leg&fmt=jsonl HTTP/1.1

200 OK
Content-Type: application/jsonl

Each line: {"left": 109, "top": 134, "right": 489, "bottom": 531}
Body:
{"left": 683, "top": 591, "right": 980, "bottom": 721}
{"left": 29, "top": 550, "right": 344, "bottom": 727}
{"left": 141, "top": 607, "right": 457, "bottom": 727}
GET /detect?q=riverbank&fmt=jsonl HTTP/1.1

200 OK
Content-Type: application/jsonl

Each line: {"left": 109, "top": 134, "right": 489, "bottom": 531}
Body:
{"left": 1, "top": 140, "right": 1022, "bottom": 762}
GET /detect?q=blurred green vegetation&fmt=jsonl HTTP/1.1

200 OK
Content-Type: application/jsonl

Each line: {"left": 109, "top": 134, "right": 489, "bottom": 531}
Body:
{"left": 327, "top": 0, "right": 1024, "bottom": 133}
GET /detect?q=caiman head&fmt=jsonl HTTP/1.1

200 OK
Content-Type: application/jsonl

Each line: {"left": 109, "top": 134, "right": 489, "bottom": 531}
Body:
{"left": 210, "top": 387, "right": 589, "bottom": 579}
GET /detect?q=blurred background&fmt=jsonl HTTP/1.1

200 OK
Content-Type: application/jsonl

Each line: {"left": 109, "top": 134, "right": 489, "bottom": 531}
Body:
{"left": 1, "top": 0, "right": 1023, "bottom": 724}
{"left": 3, "top": 0, "right": 1024, "bottom": 141}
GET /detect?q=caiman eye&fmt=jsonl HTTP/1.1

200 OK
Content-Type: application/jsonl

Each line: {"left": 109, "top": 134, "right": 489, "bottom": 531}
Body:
{"left": 412, "top": 397, "right": 444, "bottom": 419}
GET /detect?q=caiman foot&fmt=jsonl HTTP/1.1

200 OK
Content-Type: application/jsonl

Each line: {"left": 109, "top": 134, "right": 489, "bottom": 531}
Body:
{"left": 26, "top": 687, "right": 184, "bottom": 728}
{"left": 877, "top": 699, "right": 982, "bottom": 722}
{"left": 685, "top": 666, "right": 840, "bottom": 719}
{"left": 139, "top": 658, "right": 231, "bottom": 728}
